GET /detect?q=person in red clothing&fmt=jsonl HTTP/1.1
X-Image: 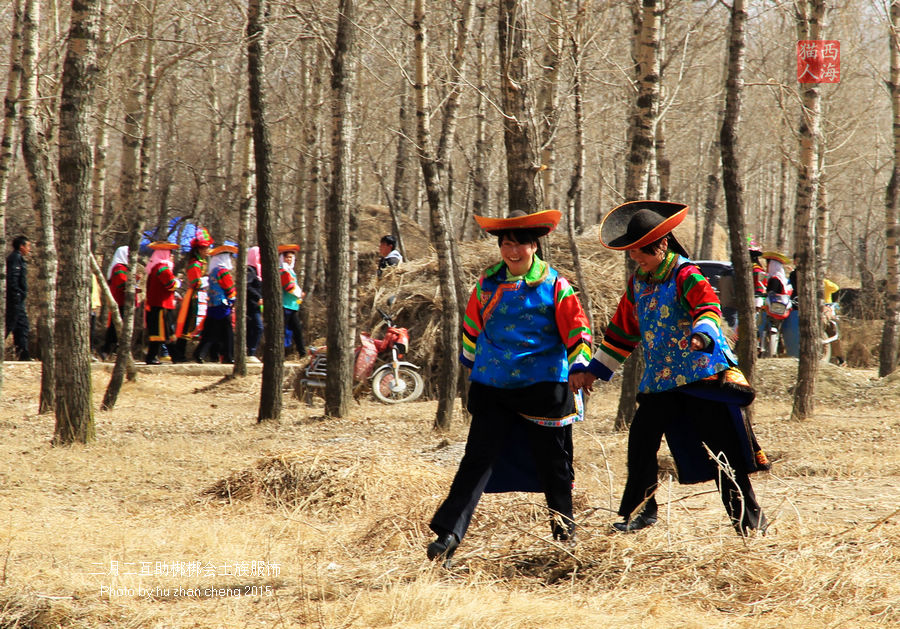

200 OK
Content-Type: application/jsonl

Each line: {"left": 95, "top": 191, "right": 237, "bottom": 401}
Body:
{"left": 144, "top": 241, "right": 179, "bottom": 364}
{"left": 99, "top": 246, "right": 130, "bottom": 359}
{"left": 195, "top": 245, "right": 237, "bottom": 363}
{"left": 173, "top": 227, "right": 213, "bottom": 363}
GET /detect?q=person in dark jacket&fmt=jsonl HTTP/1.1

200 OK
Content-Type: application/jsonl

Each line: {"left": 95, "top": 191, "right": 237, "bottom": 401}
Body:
{"left": 245, "top": 246, "right": 263, "bottom": 362}
{"left": 5, "top": 236, "right": 31, "bottom": 360}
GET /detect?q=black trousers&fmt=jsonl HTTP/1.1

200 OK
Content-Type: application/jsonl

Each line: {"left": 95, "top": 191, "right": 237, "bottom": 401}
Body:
{"left": 5, "top": 306, "right": 29, "bottom": 360}
{"left": 283, "top": 307, "right": 304, "bottom": 353}
{"left": 430, "top": 394, "right": 574, "bottom": 542}
{"left": 196, "top": 316, "right": 234, "bottom": 363}
{"left": 619, "top": 389, "right": 766, "bottom": 533}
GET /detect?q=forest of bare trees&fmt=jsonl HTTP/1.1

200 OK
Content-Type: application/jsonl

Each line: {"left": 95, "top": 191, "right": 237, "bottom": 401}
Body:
{"left": 1, "top": 0, "right": 899, "bottom": 439}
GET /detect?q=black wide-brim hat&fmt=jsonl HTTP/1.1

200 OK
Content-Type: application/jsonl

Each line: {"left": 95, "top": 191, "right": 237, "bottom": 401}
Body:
{"left": 600, "top": 200, "right": 689, "bottom": 251}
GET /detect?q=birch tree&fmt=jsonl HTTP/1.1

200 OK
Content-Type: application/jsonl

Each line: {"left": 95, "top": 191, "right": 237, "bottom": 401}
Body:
{"left": 19, "top": 0, "right": 57, "bottom": 413}
{"left": 249, "top": 0, "right": 285, "bottom": 422}
{"left": 880, "top": 0, "right": 900, "bottom": 377}
{"left": 791, "top": 0, "right": 827, "bottom": 421}
{"left": 0, "top": 0, "right": 24, "bottom": 395}
{"left": 414, "top": 0, "right": 461, "bottom": 430}
{"left": 324, "top": 0, "right": 356, "bottom": 418}
{"left": 54, "top": 0, "right": 102, "bottom": 445}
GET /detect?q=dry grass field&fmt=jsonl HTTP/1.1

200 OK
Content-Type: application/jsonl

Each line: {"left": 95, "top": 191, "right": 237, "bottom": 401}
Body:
{"left": 0, "top": 358, "right": 897, "bottom": 628}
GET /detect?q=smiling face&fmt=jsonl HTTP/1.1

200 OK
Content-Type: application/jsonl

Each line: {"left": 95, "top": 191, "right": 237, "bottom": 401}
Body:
{"left": 500, "top": 234, "right": 538, "bottom": 276}
{"left": 628, "top": 237, "right": 667, "bottom": 274}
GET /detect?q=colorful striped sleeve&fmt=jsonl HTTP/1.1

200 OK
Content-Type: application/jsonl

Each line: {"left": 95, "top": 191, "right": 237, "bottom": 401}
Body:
{"left": 677, "top": 263, "right": 723, "bottom": 343}
{"left": 216, "top": 268, "right": 237, "bottom": 299}
{"left": 280, "top": 268, "right": 296, "bottom": 292}
{"left": 553, "top": 276, "right": 592, "bottom": 371}
{"left": 459, "top": 279, "right": 484, "bottom": 369}
{"left": 587, "top": 279, "right": 641, "bottom": 381}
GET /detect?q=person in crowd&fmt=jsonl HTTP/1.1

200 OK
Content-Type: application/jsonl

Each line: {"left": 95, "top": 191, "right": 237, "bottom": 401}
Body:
{"left": 5, "top": 236, "right": 30, "bottom": 361}
{"left": 377, "top": 235, "right": 403, "bottom": 277}
{"left": 173, "top": 227, "right": 212, "bottom": 363}
{"left": 570, "top": 200, "right": 768, "bottom": 536}
{"left": 99, "top": 245, "right": 130, "bottom": 359}
{"left": 144, "top": 241, "right": 179, "bottom": 365}
{"left": 761, "top": 250, "right": 794, "bottom": 355}
{"left": 245, "top": 246, "right": 263, "bottom": 362}
{"left": 279, "top": 244, "right": 304, "bottom": 357}
{"left": 195, "top": 245, "right": 237, "bottom": 364}
{"left": 427, "top": 210, "right": 593, "bottom": 567}
{"left": 749, "top": 237, "right": 767, "bottom": 310}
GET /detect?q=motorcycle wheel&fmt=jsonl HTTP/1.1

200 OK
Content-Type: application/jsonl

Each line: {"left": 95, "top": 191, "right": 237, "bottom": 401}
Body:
{"left": 372, "top": 366, "right": 424, "bottom": 403}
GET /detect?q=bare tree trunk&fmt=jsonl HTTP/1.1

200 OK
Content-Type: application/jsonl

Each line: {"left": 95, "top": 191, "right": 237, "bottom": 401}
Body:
{"left": 53, "top": 0, "right": 102, "bottom": 445}
{"left": 248, "top": 0, "right": 284, "bottom": 422}
{"left": 20, "top": 0, "right": 58, "bottom": 414}
{"left": 471, "top": 3, "right": 491, "bottom": 223}
{"left": 700, "top": 70, "right": 727, "bottom": 260}
{"left": 880, "top": 0, "right": 900, "bottom": 377}
{"left": 414, "top": 0, "right": 460, "bottom": 430}
{"left": 324, "top": 0, "right": 356, "bottom": 418}
{"left": 498, "top": 0, "right": 539, "bottom": 212}
{"left": 791, "top": 0, "right": 826, "bottom": 421}
{"left": 719, "top": 0, "right": 756, "bottom": 383}
{"left": 537, "top": 0, "right": 562, "bottom": 213}
{"left": 90, "top": 0, "right": 111, "bottom": 249}
{"left": 0, "top": 0, "right": 24, "bottom": 394}
{"left": 102, "top": 20, "right": 155, "bottom": 410}
{"left": 616, "top": 0, "right": 660, "bottom": 429}
{"left": 233, "top": 104, "right": 253, "bottom": 378}
{"left": 564, "top": 2, "right": 593, "bottom": 329}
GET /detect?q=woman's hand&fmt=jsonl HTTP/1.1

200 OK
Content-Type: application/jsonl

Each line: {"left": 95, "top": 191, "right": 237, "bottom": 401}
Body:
{"left": 569, "top": 371, "right": 596, "bottom": 394}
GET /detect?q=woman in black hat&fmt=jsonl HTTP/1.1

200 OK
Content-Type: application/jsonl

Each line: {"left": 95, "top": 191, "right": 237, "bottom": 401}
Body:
{"left": 426, "top": 210, "right": 594, "bottom": 566}
{"left": 570, "top": 201, "right": 769, "bottom": 535}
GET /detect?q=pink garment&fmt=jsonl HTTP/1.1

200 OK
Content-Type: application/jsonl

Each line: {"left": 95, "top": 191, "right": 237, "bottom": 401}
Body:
{"left": 247, "top": 246, "right": 262, "bottom": 279}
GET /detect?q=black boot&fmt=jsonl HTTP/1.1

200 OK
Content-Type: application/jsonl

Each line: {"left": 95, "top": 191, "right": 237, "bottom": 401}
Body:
{"left": 612, "top": 512, "right": 657, "bottom": 533}
{"left": 427, "top": 532, "right": 459, "bottom": 565}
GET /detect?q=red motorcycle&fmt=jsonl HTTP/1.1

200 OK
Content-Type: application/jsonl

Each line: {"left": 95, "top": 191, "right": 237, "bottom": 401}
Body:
{"left": 298, "top": 301, "right": 424, "bottom": 404}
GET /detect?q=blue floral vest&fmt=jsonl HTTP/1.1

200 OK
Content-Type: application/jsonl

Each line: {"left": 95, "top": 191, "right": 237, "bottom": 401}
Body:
{"left": 633, "top": 257, "right": 737, "bottom": 393}
{"left": 471, "top": 266, "right": 569, "bottom": 388}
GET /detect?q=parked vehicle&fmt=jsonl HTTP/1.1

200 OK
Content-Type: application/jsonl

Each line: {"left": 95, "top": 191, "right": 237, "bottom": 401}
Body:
{"left": 298, "top": 299, "right": 424, "bottom": 404}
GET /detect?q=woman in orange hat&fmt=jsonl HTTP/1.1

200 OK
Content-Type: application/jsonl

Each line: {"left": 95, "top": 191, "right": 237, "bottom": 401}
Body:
{"left": 427, "top": 210, "right": 593, "bottom": 566}
{"left": 571, "top": 201, "right": 768, "bottom": 536}
{"left": 172, "top": 227, "right": 212, "bottom": 362}
{"left": 278, "top": 244, "right": 304, "bottom": 356}
{"left": 144, "top": 241, "right": 179, "bottom": 364}
{"left": 195, "top": 244, "right": 237, "bottom": 363}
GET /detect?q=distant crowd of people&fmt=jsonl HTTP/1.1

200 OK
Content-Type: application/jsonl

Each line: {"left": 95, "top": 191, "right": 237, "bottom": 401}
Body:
{"left": 5, "top": 230, "right": 407, "bottom": 366}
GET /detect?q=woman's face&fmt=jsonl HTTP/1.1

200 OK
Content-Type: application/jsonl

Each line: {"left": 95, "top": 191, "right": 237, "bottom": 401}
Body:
{"left": 628, "top": 239, "right": 667, "bottom": 274}
{"left": 283, "top": 252, "right": 295, "bottom": 266}
{"left": 500, "top": 235, "right": 537, "bottom": 276}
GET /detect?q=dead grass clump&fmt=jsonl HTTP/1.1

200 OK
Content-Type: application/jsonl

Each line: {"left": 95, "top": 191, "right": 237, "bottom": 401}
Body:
{"left": 201, "top": 453, "right": 367, "bottom": 513}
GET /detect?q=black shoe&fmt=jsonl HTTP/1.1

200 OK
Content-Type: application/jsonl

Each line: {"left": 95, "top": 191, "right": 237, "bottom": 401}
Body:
{"left": 612, "top": 513, "right": 657, "bottom": 533}
{"left": 146, "top": 358, "right": 161, "bottom": 365}
{"left": 427, "top": 532, "right": 459, "bottom": 562}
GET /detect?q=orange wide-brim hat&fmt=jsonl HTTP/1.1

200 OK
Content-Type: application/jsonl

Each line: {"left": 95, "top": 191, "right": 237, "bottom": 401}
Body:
{"left": 474, "top": 209, "right": 561, "bottom": 237}
{"left": 762, "top": 250, "right": 792, "bottom": 265}
{"left": 209, "top": 244, "right": 238, "bottom": 256}
{"left": 277, "top": 244, "right": 300, "bottom": 253}
{"left": 599, "top": 200, "right": 688, "bottom": 250}
{"left": 148, "top": 241, "right": 178, "bottom": 251}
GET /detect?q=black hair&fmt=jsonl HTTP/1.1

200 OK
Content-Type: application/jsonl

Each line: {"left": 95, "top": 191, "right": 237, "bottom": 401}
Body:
{"left": 12, "top": 236, "right": 28, "bottom": 251}
{"left": 638, "top": 235, "right": 667, "bottom": 255}
{"left": 495, "top": 228, "right": 543, "bottom": 248}
{"left": 380, "top": 235, "right": 397, "bottom": 249}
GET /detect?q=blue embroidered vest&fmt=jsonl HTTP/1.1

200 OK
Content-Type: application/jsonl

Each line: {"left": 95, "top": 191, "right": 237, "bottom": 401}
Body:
{"left": 471, "top": 265, "right": 569, "bottom": 388}
{"left": 207, "top": 268, "right": 229, "bottom": 309}
{"left": 633, "top": 256, "right": 737, "bottom": 393}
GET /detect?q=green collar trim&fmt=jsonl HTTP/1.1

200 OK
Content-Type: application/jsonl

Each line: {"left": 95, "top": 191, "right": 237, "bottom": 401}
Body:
{"left": 637, "top": 251, "right": 678, "bottom": 283}
{"left": 484, "top": 255, "right": 549, "bottom": 286}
